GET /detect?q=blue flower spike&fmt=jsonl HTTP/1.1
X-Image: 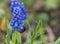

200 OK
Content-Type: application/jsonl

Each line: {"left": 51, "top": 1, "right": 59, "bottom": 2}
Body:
{"left": 10, "top": 0, "right": 28, "bottom": 32}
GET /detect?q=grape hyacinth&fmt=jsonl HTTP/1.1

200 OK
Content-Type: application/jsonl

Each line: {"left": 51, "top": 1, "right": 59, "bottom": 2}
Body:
{"left": 10, "top": 0, "right": 28, "bottom": 32}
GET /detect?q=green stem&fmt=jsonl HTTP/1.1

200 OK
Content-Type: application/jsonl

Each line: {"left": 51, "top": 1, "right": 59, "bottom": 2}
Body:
{"left": 38, "top": 20, "right": 47, "bottom": 44}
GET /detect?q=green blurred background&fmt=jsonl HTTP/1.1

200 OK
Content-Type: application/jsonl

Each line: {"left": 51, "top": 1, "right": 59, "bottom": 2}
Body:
{"left": 0, "top": 0, "right": 60, "bottom": 44}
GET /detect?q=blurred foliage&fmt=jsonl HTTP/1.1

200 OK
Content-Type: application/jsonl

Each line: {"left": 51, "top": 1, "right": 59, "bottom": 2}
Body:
{"left": 25, "top": 31, "right": 31, "bottom": 44}
{"left": 33, "top": 40, "right": 42, "bottom": 44}
{"left": 37, "top": 13, "right": 49, "bottom": 23}
{"left": 12, "top": 30, "right": 22, "bottom": 44}
{"left": 25, "top": 13, "right": 35, "bottom": 23}
{"left": 1, "top": 17, "right": 6, "bottom": 31}
{"left": 37, "top": 20, "right": 47, "bottom": 44}
{"left": 50, "top": 20, "right": 58, "bottom": 27}
{"left": 46, "top": 0, "right": 58, "bottom": 9}
{"left": 0, "top": 2, "right": 6, "bottom": 9}
{"left": 55, "top": 37, "right": 60, "bottom": 44}
{"left": 4, "top": 19, "right": 46, "bottom": 44}
{"left": 0, "top": 0, "right": 60, "bottom": 44}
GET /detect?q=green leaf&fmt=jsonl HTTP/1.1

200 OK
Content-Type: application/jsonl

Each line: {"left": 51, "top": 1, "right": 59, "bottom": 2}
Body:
{"left": 55, "top": 37, "right": 60, "bottom": 44}
{"left": 6, "top": 29, "right": 10, "bottom": 44}
{"left": 25, "top": 31, "right": 32, "bottom": 44}
{"left": 31, "top": 19, "right": 40, "bottom": 41}
{"left": 33, "top": 40, "right": 42, "bottom": 44}
{"left": 38, "top": 20, "right": 47, "bottom": 44}
{"left": 12, "top": 30, "right": 17, "bottom": 44}
{"left": 16, "top": 32, "right": 22, "bottom": 44}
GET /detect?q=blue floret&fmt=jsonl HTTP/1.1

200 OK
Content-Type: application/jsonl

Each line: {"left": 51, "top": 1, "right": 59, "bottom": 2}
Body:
{"left": 10, "top": 0, "right": 28, "bottom": 32}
